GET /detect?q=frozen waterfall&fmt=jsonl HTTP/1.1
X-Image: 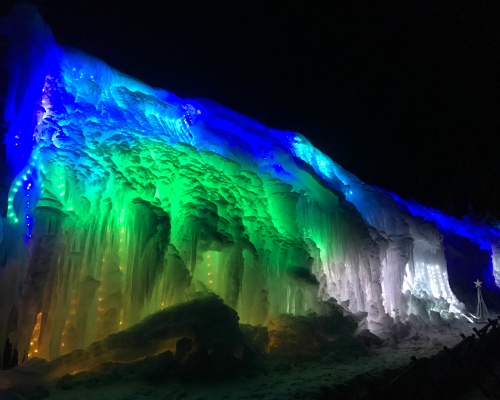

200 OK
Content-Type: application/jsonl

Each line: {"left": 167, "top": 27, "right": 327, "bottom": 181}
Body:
{"left": 1, "top": 5, "right": 500, "bottom": 367}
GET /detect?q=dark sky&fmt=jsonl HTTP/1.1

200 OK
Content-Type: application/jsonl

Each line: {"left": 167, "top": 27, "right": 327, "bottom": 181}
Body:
{"left": 4, "top": 0, "right": 500, "bottom": 219}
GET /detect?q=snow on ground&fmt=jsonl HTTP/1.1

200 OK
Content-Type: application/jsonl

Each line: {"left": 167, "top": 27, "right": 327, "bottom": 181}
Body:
{"left": 36, "top": 319, "right": 476, "bottom": 400}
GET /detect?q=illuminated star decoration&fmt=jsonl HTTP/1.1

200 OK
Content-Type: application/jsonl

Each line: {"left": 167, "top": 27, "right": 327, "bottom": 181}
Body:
{"left": 474, "top": 279, "right": 483, "bottom": 288}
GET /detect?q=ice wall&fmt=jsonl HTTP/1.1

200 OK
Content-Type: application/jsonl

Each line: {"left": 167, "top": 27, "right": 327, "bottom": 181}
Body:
{"left": 1, "top": 5, "right": 499, "bottom": 366}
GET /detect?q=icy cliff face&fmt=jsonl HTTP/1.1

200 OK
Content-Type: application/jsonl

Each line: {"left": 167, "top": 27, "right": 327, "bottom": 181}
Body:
{"left": 1, "top": 5, "right": 500, "bottom": 365}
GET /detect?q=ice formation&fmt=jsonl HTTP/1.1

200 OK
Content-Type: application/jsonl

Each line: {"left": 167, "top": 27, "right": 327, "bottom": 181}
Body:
{"left": 1, "top": 5, "right": 500, "bottom": 366}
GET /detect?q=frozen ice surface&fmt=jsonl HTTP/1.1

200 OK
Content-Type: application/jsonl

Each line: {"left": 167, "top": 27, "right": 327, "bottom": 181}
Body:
{"left": 1, "top": 4, "right": 499, "bottom": 371}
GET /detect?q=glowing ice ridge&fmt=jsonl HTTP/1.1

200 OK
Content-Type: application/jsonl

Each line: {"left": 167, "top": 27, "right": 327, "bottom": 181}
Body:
{"left": 1, "top": 5, "right": 499, "bottom": 364}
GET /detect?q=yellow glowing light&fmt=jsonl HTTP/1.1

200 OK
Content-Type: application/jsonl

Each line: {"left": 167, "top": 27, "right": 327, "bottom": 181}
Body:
{"left": 209, "top": 280, "right": 213, "bottom": 284}
{"left": 28, "top": 312, "right": 42, "bottom": 359}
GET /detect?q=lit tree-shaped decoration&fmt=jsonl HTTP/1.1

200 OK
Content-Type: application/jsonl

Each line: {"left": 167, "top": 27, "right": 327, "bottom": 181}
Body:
{"left": 474, "top": 279, "right": 489, "bottom": 323}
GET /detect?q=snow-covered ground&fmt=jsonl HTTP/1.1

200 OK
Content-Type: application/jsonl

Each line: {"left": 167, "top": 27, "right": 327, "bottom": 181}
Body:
{"left": 2, "top": 318, "right": 482, "bottom": 400}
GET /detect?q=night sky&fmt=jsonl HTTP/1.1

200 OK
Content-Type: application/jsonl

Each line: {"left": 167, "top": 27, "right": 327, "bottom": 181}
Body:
{"left": 3, "top": 0, "right": 500, "bottom": 219}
